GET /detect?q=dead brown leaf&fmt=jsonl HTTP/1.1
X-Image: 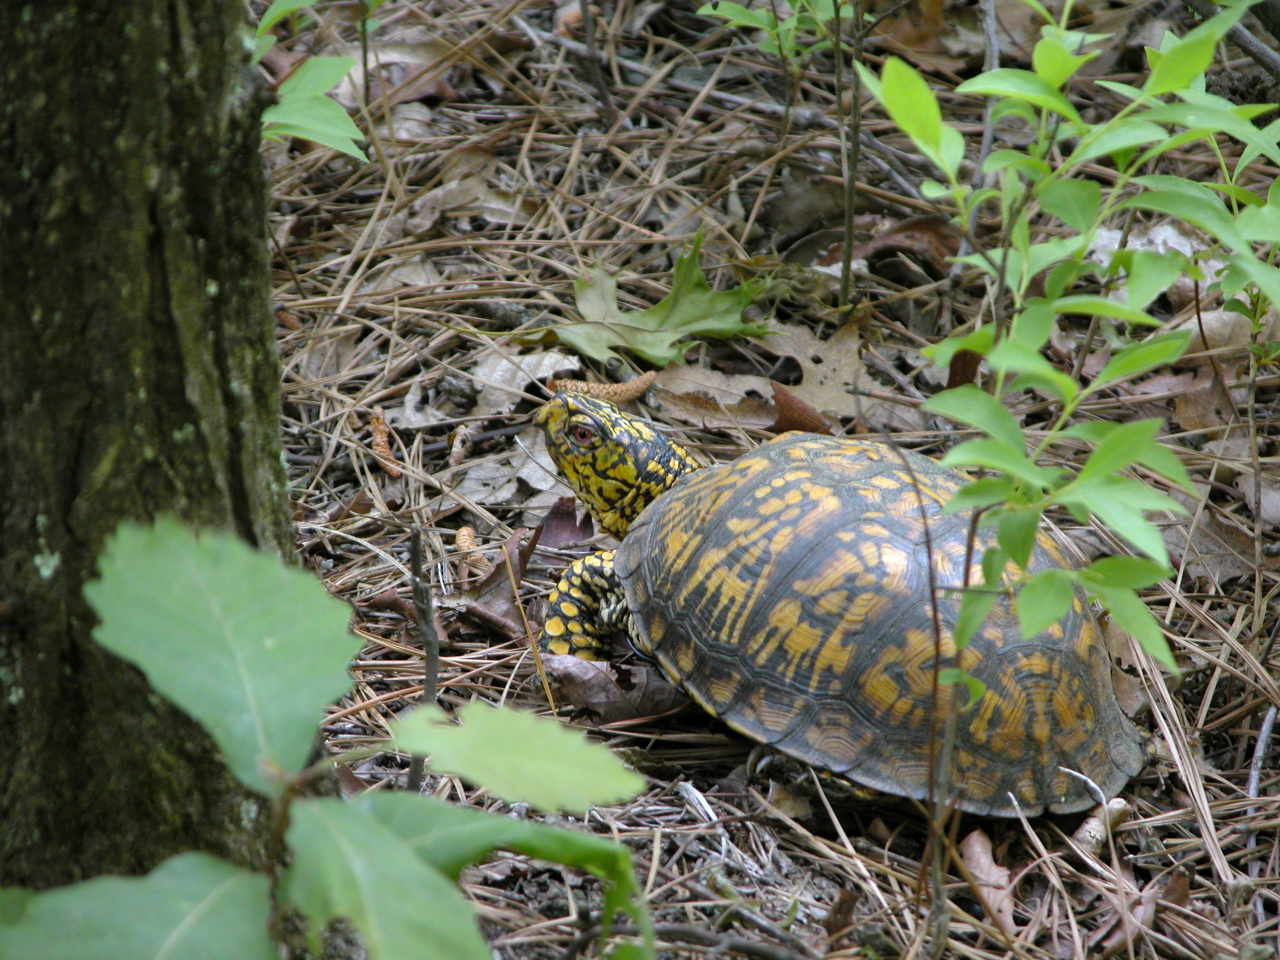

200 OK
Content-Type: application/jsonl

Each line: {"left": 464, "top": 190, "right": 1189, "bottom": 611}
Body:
{"left": 467, "top": 527, "right": 541, "bottom": 627}
{"left": 960, "top": 829, "right": 1019, "bottom": 939}
{"left": 1164, "top": 485, "right": 1262, "bottom": 583}
{"left": 537, "top": 496, "right": 595, "bottom": 551}
{"left": 541, "top": 653, "right": 688, "bottom": 722}
{"left": 769, "top": 382, "right": 832, "bottom": 434}
{"left": 848, "top": 216, "right": 961, "bottom": 277}
{"left": 332, "top": 29, "right": 458, "bottom": 108}
{"left": 651, "top": 365, "right": 775, "bottom": 430}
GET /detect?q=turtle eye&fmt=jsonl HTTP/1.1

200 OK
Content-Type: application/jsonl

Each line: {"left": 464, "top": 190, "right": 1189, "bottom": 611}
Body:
{"left": 568, "top": 423, "right": 597, "bottom": 446}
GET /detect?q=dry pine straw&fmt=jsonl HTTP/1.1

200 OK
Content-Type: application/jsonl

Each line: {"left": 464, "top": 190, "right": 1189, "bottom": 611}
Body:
{"left": 268, "top": 1, "right": 1280, "bottom": 956}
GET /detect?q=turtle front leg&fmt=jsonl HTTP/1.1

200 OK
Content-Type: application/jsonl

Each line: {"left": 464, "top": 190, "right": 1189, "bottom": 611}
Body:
{"left": 543, "top": 549, "right": 629, "bottom": 659}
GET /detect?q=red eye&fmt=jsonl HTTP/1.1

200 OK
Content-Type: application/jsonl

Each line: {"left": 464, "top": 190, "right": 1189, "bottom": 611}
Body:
{"left": 569, "top": 424, "right": 595, "bottom": 445}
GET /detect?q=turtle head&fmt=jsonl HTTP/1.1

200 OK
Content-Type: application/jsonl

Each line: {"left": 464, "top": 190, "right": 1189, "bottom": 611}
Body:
{"left": 535, "top": 393, "right": 700, "bottom": 538}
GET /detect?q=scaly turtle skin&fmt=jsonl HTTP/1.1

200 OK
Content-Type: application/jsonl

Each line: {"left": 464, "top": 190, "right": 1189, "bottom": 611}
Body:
{"left": 535, "top": 393, "right": 1144, "bottom": 816}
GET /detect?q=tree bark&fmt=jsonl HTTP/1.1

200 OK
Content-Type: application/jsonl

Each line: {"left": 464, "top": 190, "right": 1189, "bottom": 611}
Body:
{"left": 0, "top": 1, "right": 291, "bottom": 885}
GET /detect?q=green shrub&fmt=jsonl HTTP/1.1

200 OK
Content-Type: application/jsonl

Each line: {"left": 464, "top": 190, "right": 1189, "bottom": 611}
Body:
{"left": 0, "top": 519, "right": 652, "bottom": 959}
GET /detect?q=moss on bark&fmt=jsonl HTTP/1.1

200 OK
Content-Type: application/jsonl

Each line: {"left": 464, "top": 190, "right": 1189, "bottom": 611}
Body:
{"left": 0, "top": 0, "right": 290, "bottom": 885}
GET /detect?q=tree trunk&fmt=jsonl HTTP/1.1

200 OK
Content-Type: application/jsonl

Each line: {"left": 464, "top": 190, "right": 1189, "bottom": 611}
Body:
{"left": 0, "top": 0, "right": 291, "bottom": 886}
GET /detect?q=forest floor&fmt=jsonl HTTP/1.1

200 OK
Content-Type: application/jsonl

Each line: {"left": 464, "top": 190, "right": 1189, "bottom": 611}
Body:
{"left": 265, "top": 0, "right": 1280, "bottom": 956}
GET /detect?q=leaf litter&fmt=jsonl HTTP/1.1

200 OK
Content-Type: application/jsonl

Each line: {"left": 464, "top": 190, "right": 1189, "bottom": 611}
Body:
{"left": 270, "top": 1, "right": 1280, "bottom": 957}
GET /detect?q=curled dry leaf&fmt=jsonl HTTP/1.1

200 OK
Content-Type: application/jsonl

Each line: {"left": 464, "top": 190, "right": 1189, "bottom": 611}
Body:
{"left": 1071, "top": 798, "right": 1134, "bottom": 857}
{"left": 546, "top": 370, "right": 657, "bottom": 403}
{"left": 960, "top": 829, "right": 1019, "bottom": 939}
{"left": 369, "top": 408, "right": 402, "bottom": 478}
{"left": 538, "top": 496, "right": 595, "bottom": 551}
{"left": 847, "top": 216, "right": 962, "bottom": 277}
{"left": 769, "top": 382, "right": 832, "bottom": 434}
{"left": 540, "top": 653, "right": 688, "bottom": 722}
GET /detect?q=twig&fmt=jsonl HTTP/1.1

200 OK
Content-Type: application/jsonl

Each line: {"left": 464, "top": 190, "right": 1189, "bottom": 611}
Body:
{"left": 561, "top": 921, "right": 817, "bottom": 960}
{"left": 1246, "top": 704, "right": 1276, "bottom": 930}
{"left": 578, "top": 0, "right": 619, "bottom": 127}
{"left": 406, "top": 528, "right": 438, "bottom": 793}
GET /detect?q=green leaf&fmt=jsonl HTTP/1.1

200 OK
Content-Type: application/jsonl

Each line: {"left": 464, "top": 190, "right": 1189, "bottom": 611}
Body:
{"left": 278, "top": 57, "right": 355, "bottom": 97}
{"left": 558, "top": 235, "right": 766, "bottom": 367}
{"left": 696, "top": 1, "right": 775, "bottom": 29}
{"left": 358, "top": 793, "right": 653, "bottom": 947}
{"left": 1031, "top": 35, "right": 1096, "bottom": 89}
{"left": 0, "top": 854, "right": 272, "bottom": 960}
{"left": 1079, "top": 556, "right": 1170, "bottom": 589}
{"left": 922, "top": 324, "right": 995, "bottom": 366}
{"left": 1069, "top": 119, "right": 1167, "bottom": 166}
{"left": 1055, "top": 475, "right": 1183, "bottom": 564}
{"left": 1118, "top": 250, "right": 1186, "bottom": 309}
{"left": 252, "top": 33, "right": 277, "bottom": 65}
{"left": 981, "top": 545, "right": 1009, "bottom": 587}
{"left": 1119, "top": 189, "right": 1245, "bottom": 253}
{"left": 938, "top": 667, "right": 988, "bottom": 709}
{"left": 0, "top": 889, "right": 33, "bottom": 924}
{"left": 1237, "top": 202, "right": 1280, "bottom": 243}
{"left": 1138, "top": 101, "right": 1280, "bottom": 168}
{"left": 84, "top": 519, "right": 359, "bottom": 795}
{"left": 1011, "top": 300, "right": 1055, "bottom": 349}
{"left": 1227, "top": 253, "right": 1280, "bottom": 314}
{"left": 984, "top": 148, "right": 1051, "bottom": 179}
{"left": 1087, "top": 585, "right": 1177, "bottom": 670}
{"left": 258, "top": 0, "right": 316, "bottom": 36}
{"left": 263, "top": 94, "right": 367, "bottom": 160}
{"left": 1236, "top": 115, "right": 1280, "bottom": 175}
{"left": 284, "top": 800, "right": 487, "bottom": 960}
{"left": 393, "top": 703, "right": 645, "bottom": 813}
{"left": 941, "top": 438, "right": 1062, "bottom": 490}
{"left": 1133, "top": 438, "right": 1196, "bottom": 494}
{"left": 1039, "top": 179, "right": 1100, "bottom": 232}
{"left": 882, "top": 57, "right": 942, "bottom": 151}
{"left": 1090, "top": 332, "right": 1191, "bottom": 388}
{"left": 921, "top": 385, "right": 1022, "bottom": 450}
{"left": 1143, "top": 3, "right": 1249, "bottom": 96}
{"left": 1050, "top": 294, "right": 1160, "bottom": 326}
{"left": 997, "top": 507, "right": 1041, "bottom": 569}
{"left": 953, "top": 587, "right": 1001, "bottom": 649}
{"left": 956, "top": 68, "right": 1082, "bottom": 126}
{"left": 986, "top": 340, "right": 1078, "bottom": 403}
{"left": 940, "top": 476, "right": 1018, "bottom": 515}
{"left": 1016, "top": 569, "right": 1075, "bottom": 638}
{"left": 263, "top": 123, "right": 367, "bottom": 161}
{"left": 1076, "top": 419, "right": 1162, "bottom": 484}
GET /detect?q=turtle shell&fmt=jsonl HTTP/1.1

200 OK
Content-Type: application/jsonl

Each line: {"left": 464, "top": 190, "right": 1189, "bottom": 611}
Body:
{"left": 614, "top": 433, "right": 1144, "bottom": 816}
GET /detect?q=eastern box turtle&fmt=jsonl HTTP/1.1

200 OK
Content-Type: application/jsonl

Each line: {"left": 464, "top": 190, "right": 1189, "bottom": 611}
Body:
{"left": 535, "top": 393, "right": 1144, "bottom": 816}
